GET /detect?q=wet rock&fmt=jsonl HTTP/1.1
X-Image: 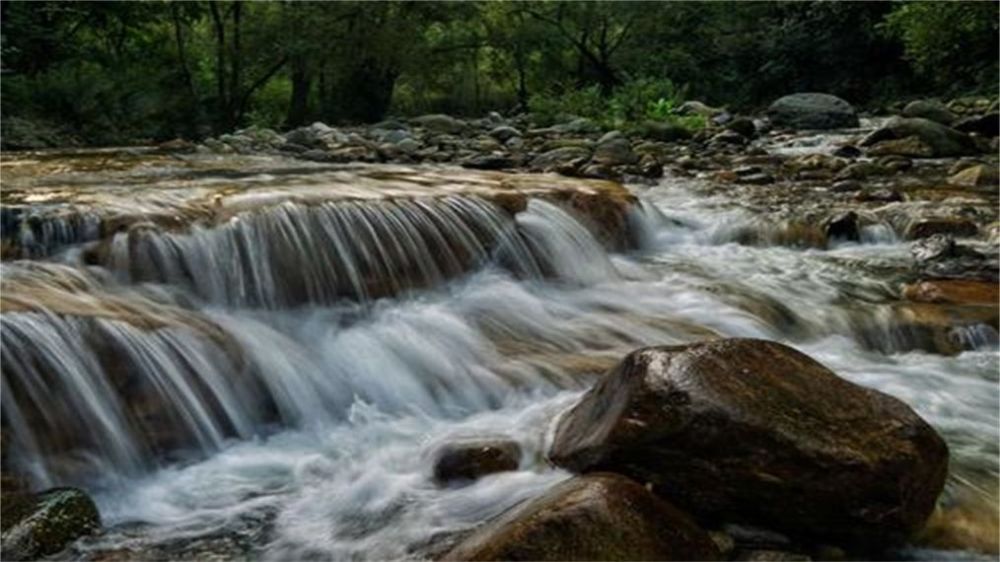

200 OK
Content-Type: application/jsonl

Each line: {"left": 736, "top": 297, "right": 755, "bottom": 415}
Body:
{"left": 902, "top": 100, "right": 957, "bottom": 125}
{"left": 824, "top": 211, "right": 860, "bottom": 242}
{"left": 157, "top": 138, "right": 196, "bottom": 153}
{"left": 551, "top": 117, "right": 601, "bottom": 135}
{"left": 905, "top": 218, "right": 978, "bottom": 240}
{"left": 638, "top": 154, "right": 664, "bottom": 178}
{"left": 488, "top": 125, "right": 522, "bottom": 143}
{"left": 875, "top": 155, "right": 913, "bottom": 173}
{"left": 854, "top": 189, "right": 902, "bottom": 203}
{"left": 461, "top": 155, "right": 517, "bottom": 171}
{"left": 549, "top": 339, "right": 949, "bottom": 547}
{"left": 432, "top": 439, "right": 521, "bottom": 485}
{"left": 902, "top": 280, "right": 999, "bottom": 305}
{"left": 835, "top": 161, "right": 885, "bottom": 180}
{"left": 412, "top": 114, "right": 467, "bottom": 134}
{"left": 593, "top": 137, "right": 638, "bottom": 166}
{"left": 284, "top": 121, "right": 346, "bottom": 148}
{"left": 860, "top": 117, "right": 976, "bottom": 157}
{"left": 767, "top": 93, "right": 859, "bottom": 130}
{"left": 441, "top": 473, "right": 722, "bottom": 561}
{"left": 530, "top": 147, "right": 591, "bottom": 172}
{"left": 636, "top": 121, "right": 692, "bottom": 142}
{"left": 911, "top": 235, "right": 961, "bottom": 262}
{"left": 830, "top": 180, "right": 862, "bottom": 193}
{"left": 867, "top": 135, "right": 935, "bottom": 158}
{"left": 1, "top": 487, "right": 101, "bottom": 560}
{"left": 578, "top": 163, "right": 620, "bottom": 181}
{"left": 948, "top": 164, "right": 999, "bottom": 187}
{"left": 953, "top": 113, "right": 1000, "bottom": 138}
{"left": 832, "top": 145, "right": 862, "bottom": 159}
{"left": 711, "top": 130, "right": 748, "bottom": 145}
{"left": 737, "top": 172, "right": 775, "bottom": 185}
{"left": 727, "top": 118, "right": 757, "bottom": 138}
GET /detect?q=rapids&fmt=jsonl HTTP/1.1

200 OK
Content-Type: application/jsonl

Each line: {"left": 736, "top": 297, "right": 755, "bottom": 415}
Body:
{"left": 0, "top": 153, "right": 996, "bottom": 560}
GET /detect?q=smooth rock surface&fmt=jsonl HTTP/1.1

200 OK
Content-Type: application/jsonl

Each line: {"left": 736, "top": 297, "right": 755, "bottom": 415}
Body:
{"left": 768, "top": 93, "right": 859, "bottom": 130}
{"left": 549, "top": 339, "right": 949, "bottom": 547}
{"left": 442, "top": 473, "right": 722, "bottom": 561}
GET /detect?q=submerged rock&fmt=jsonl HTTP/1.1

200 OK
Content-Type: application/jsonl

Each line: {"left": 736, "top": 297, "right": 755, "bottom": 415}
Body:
{"left": 1, "top": 487, "right": 101, "bottom": 560}
{"left": 432, "top": 439, "right": 521, "bottom": 485}
{"left": 441, "top": 473, "right": 721, "bottom": 561}
{"left": 767, "top": 93, "right": 859, "bottom": 130}
{"left": 549, "top": 339, "right": 949, "bottom": 548}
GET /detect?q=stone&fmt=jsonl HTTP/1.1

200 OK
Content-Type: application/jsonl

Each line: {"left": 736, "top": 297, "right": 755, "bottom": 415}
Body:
{"left": 902, "top": 280, "right": 999, "bottom": 306}
{"left": 549, "top": 339, "right": 949, "bottom": 547}
{"left": 432, "top": 439, "right": 521, "bottom": 485}
{"left": 860, "top": 117, "right": 976, "bottom": 157}
{"left": 638, "top": 154, "right": 664, "bottom": 178}
{"left": 952, "top": 113, "right": 999, "bottom": 138}
{"left": 911, "top": 235, "right": 960, "bottom": 262}
{"left": 461, "top": 155, "right": 517, "bottom": 171}
{"left": 832, "top": 145, "right": 862, "bottom": 159}
{"left": 727, "top": 118, "right": 757, "bottom": 138}
{"left": 737, "top": 173, "right": 775, "bottom": 185}
{"left": 830, "top": 180, "right": 862, "bottom": 193}
{"left": 411, "top": 114, "right": 467, "bottom": 134}
{"left": 867, "top": 136, "right": 935, "bottom": 158}
{"left": 854, "top": 189, "right": 902, "bottom": 203}
{"left": 824, "top": 211, "right": 860, "bottom": 242}
{"left": 767, "top": 93, "right": 859, "bottom": 130}
{"left": 441, "top": 473, "right": 722, "bottom": 561}
{"left": 902, "top": 100, "right": 957, "bottom": 125}
{"left": 636, "top": 121, "right": 692, "bottom": 142}
{"left": 835, "top": 161, "right": 885, "bottom": 180}
{"left": 1, "top": 487, "right": 101, "bottom": 560}
{"left": 396, "top": 137, "right": 422, "bottom": 154}
{"left": 948, "top": 164, "right": 999, "bottom": 187}
{"left": 711, "top": 130, "right": 748, "bottom": 145}
{"left": 875, "top": 155, "right": 913, "bottom": 173}
{"left": 593, "top": 137, "right": 638, "bottom": 166}
{"left": 530, "top": 147, "right": 592, "bottom": 172}
{"left": 488, "top": 125, "right": 522, "bottom": 143}
{"left": 905, "top": 218, "right": 978, "bottom": 240}
{"left": 284, "top": 121, "right": 346, "bottom": 148}
{"left": 677, "top": 100, "right": 725, "bottom": 117}
{"left": 552, "top": 117, "right": 601, "bottom": 135}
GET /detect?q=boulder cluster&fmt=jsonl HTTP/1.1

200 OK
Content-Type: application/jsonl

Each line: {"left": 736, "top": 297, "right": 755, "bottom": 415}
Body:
{"left": 439, "top": 339, "right": 950, "bottom": 561}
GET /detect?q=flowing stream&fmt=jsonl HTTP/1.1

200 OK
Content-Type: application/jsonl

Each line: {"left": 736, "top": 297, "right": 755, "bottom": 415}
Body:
{"left": 0, "top": 153, "right": 996, "bottom": 560}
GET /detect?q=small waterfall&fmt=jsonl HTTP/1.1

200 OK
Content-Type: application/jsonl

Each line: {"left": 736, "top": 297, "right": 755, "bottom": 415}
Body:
{"left": 98, "top": 196, "right": 545, "bottom": 308}
{"left": 0, "top": 194, "right": 620, "bottom": 488}
{"left": 2, "top": 207, "right": 103, "bottom": 259}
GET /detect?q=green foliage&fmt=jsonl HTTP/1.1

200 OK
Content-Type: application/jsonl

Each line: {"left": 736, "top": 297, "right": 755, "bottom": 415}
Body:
{"left": 882, "top": 2, "right": 999, "bottom": 93}
{"left": 527, "top": 77, "right": 705, "bottom": 131}
{"left": 1, "top": 0, "right": 996, "bottom": 146}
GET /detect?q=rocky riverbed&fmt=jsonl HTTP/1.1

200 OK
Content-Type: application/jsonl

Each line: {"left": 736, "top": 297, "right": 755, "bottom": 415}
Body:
{"left": 1, "top": 92, "right": 997, "bottom": 561}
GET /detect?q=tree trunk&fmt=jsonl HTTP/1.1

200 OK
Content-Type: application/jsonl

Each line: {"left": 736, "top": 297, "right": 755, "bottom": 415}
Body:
{"left": 208, "top": 1, "right": 229, "bottom": 133}
{"left": 286, "top": 58, "right": 311, "bottom": 128}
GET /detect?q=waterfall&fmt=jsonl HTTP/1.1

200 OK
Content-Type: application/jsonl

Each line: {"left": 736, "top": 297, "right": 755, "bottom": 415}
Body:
{"left": 0, "top": 194, "right": 617, "bottom": 488}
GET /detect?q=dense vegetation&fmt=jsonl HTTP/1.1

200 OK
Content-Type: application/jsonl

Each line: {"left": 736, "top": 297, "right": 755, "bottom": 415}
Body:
{"left": 1, "top": 1, "right": 997, "bottom": 145}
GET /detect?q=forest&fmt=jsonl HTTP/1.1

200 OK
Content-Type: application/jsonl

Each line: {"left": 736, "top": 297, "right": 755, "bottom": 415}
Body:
{"left": 1, "top": 1, "right": 998, "bottom": 146}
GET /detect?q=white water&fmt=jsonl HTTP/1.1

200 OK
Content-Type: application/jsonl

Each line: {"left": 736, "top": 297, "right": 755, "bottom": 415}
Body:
{"left": 2, "top": 171, "right": 997, "bottom": 559}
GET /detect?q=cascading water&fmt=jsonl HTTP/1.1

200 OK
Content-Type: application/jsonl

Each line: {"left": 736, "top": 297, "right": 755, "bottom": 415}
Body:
{"left": 0, "top": 158, "right": 996, "bottom": 560}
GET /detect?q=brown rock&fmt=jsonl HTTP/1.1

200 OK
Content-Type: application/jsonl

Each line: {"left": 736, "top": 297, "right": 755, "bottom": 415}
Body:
{"left": 867, "top": 135, "right": 935, "bottom": 158}
{"left": 441, "top": 473, "right": 722, "bottom": 561}
{"left": 948, "top": 164, "right": 999, "bottom": 187}
{"left": 432, "top": 439, "right": 521, "bottom": 485}
{"left": 905, "top": 219, "right": 979, "bottom": 240}
{"left": 549, "top": 339, "right": 949, "bottom": 548}
{"left": 902, "top": 280, "right": 999, "bottom": 305}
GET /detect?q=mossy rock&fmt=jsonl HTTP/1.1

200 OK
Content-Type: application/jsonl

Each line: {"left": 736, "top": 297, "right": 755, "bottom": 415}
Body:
{"left": 1, "top": 487, "right": 101, "bottom": 560}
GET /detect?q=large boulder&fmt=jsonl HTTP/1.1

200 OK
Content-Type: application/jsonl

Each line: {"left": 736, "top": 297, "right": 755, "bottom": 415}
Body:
{"left": 442, "top": 473, "right": 721, "bottom": 561}
{"left": 767, "top": 93, "right": 859, "bottom": 130}
{"left": 953, "top": 113, "right": 1000, "bottom": 138}
{"left": 593, "top": 136, "right": 639, "bottom": 166}
{"left": 860, "top": 117, "right": 976, "bottom": 157}
{"left": 1, "top": 487, "right": 101, "bottom": 560}
{"left": 901, "top": 100, "right": 957, "bottom": 125}
{"left": 549, "top": 339, "right": 949, "bottom": 548}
